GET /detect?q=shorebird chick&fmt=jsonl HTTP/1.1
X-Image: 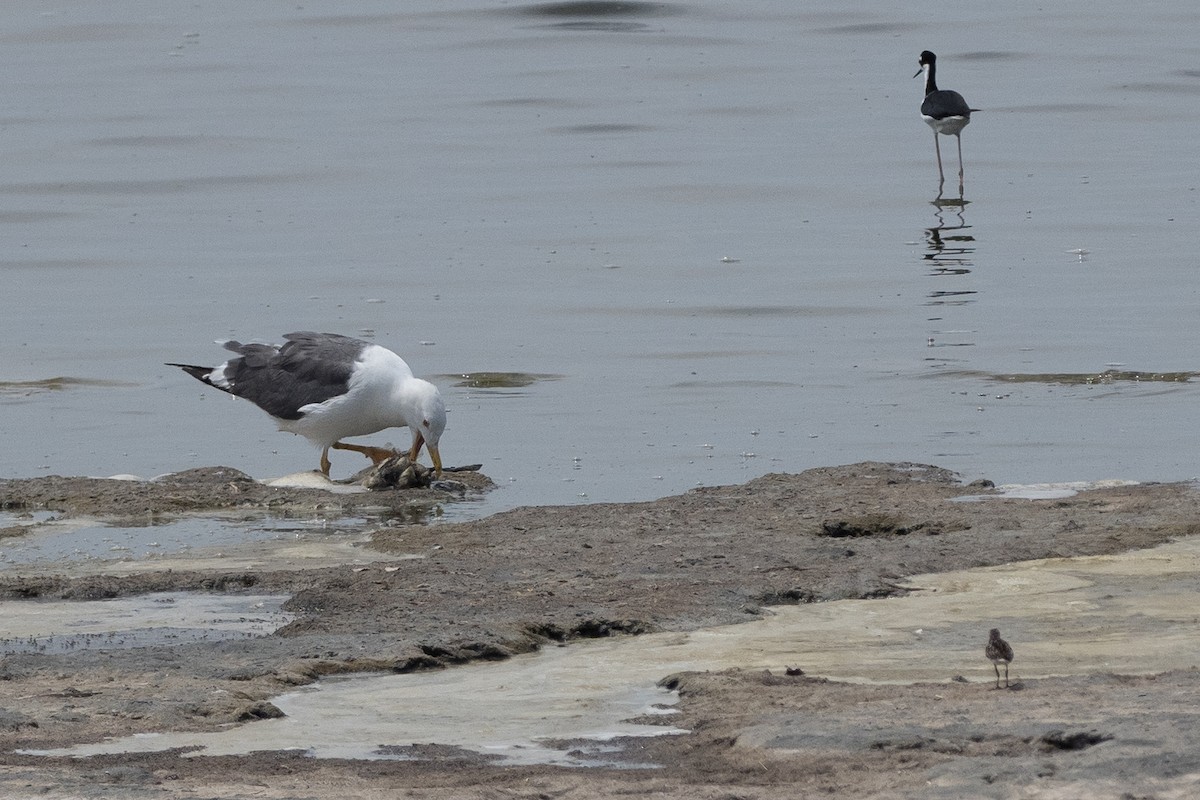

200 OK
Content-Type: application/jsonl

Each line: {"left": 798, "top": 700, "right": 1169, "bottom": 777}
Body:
{"left": 985, "top": 628, "right": 1014, "bottom": 689}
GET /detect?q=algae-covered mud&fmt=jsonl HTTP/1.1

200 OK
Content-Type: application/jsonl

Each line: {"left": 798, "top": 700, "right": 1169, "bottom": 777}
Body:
{"left": 1, "top": 462, "right": 1199, "bottom": 798}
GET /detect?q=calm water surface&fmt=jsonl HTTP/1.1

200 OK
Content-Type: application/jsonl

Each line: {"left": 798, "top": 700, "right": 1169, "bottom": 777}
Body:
{"left": 2, "top": 1, "right": 1198, "bottom": 520}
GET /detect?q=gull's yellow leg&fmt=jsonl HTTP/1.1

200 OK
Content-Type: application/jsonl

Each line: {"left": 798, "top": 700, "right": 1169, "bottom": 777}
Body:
{"left": 331, "top": 441, "right": 399, "bottom": 464}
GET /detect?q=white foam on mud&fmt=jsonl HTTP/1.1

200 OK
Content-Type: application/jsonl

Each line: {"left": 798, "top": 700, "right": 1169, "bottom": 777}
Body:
{"left": 90, "top": 472, "right": 365, "bottom": 492}
{"left": 953, "top": 478, "right": 1140, "bottom": 502}
{"left": 30, "top": 537, "right": 1200, "bottom": 765}
{"left": 263, "top": 471, "right": 367, "bottom": 493}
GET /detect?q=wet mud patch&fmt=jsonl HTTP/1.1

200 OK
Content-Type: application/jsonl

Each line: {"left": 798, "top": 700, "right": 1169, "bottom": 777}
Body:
{"left": 937, "top": 368, "right": 1199, "bottom": 385}
{"left": 0, "top": 464, "right": 493, "bottom": 519}
{"left": 0, "top": 376, "right": 136, "bottom": 398}
{"left": 818, "top": 513, "right": 971, "bottom": 538}
{"left": 448, "top": 371, "right": 562, "bottom": 390}
{"left": 0, "top": 464, "right": 492, "bottom": 577}
{"left": 372, "top": 742, "right": 503, "bottom": 764}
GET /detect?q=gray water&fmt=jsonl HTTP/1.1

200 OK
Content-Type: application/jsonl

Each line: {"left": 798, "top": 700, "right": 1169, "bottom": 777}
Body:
{"left": 0, "top": 508, "right": 370, "bottom": 567}
{"left": 3, "top": 1, "right": 1199, "bottom": 520}
{"left": 0, "top": 591, "right": 293, "bottom": 654}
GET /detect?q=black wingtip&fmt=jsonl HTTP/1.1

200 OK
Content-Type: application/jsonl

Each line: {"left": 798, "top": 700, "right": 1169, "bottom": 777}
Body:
{"left": 166, "top": 363, "right": 215, "bottom": 384}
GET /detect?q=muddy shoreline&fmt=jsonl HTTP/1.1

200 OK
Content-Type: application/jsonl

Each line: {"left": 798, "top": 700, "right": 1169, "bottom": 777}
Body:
{"left": 1, "top": 461, "right": 1198, "bottom": 798}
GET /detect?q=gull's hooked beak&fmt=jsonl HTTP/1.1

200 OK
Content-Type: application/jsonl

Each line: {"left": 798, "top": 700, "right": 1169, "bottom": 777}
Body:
{"left": 407, "top": 432, "right": 444, "bottom": 478}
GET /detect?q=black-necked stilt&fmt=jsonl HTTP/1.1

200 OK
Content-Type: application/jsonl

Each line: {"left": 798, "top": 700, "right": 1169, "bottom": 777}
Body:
{"left": 914, "top": 50, "right": 974, "bottom": 193}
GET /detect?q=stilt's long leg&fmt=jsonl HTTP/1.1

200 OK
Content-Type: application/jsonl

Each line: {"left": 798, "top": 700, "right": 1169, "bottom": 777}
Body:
{"left": 956, "top": 134, "right": 965, "bottom": 193}
{"left": 933, "top": 132, "right": 945, "bottom": 186}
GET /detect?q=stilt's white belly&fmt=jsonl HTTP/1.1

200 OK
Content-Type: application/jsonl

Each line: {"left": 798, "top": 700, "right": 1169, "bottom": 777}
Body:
{"left": 924, "top": 114, "right": 969, "bottom": 136}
